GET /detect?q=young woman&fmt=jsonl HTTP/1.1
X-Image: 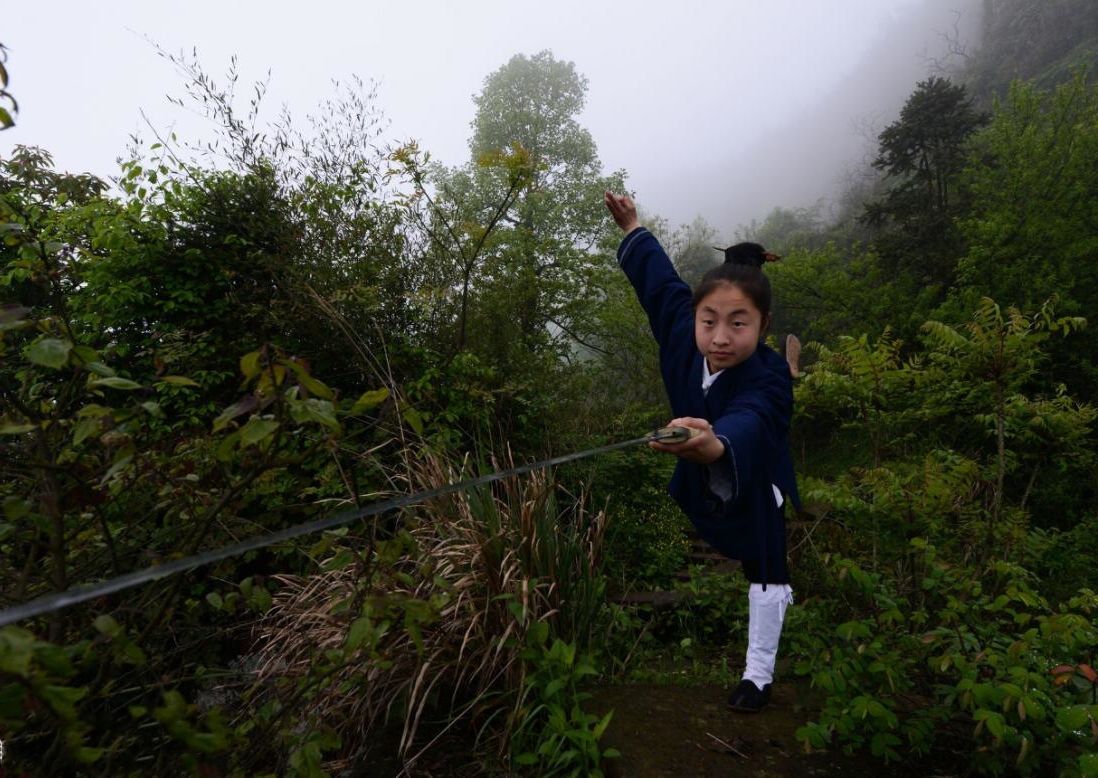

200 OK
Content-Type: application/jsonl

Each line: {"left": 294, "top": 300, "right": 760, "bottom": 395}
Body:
{"left": 605, "top": 191, "right": 798, "bottom": 712}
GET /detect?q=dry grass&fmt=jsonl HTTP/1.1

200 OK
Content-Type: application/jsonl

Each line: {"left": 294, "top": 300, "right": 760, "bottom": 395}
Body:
{"left": 252, "top": 448, "right": 607, "bottom": 773}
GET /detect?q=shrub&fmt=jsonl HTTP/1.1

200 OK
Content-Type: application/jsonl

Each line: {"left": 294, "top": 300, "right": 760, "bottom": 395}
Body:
{"left": 252, "top": 450, "right": 612, "bottom": 774}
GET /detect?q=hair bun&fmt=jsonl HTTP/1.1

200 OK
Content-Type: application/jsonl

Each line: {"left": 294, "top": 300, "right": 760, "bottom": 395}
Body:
{"left": 713, "top": 242, "right": 779, "bottom": 267}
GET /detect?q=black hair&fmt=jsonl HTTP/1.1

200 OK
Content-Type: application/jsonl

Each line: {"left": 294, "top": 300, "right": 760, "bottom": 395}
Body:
{"left": 720, "top": 241, "right": 768, "bottom": 267}
{"left": 691, "top": 242, "right": 773, "bottom": 322}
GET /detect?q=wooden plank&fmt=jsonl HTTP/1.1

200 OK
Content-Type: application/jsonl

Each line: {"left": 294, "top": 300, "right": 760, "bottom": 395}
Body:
{"left": 613, "top": 591, "right": 687, "bottom": 607}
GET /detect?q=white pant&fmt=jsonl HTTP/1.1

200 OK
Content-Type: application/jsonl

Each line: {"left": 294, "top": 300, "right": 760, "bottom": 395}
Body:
{"left": 742, "top": 583, "right": 793, "bottom": 688}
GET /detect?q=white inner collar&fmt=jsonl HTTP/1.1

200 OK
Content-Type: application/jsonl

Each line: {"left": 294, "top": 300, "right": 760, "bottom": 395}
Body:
{"left": 701, "top": 358, "right": 723, "bottom": 396}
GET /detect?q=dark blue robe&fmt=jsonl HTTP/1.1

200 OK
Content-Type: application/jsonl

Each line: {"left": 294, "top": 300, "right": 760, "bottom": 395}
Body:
{"left": 617, "top": 227, "right": 799, "bottom": 581}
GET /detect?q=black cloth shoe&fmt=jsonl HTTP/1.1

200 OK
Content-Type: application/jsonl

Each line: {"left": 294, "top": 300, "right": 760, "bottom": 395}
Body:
{"left": 727, "top": 679, "right": 771, "bottom": 712}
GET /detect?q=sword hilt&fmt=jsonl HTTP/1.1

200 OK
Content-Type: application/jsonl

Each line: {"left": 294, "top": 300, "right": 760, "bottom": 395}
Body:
{"left": 647, "top": 425, "right": 703, "bottom": 443}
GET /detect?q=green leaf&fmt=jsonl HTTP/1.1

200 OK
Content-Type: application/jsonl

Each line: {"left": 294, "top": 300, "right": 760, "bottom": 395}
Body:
{"left": 240, "top": 351, "right": 263, "bottom": 380}
{"left": 88, "top": 376, "right": 142, "bottom": 391}
{"left": 0, "top": 627, "right": 37, "bottom": 676}
{"left": 239, "top": 417, "right": 279, "bottom": 448}
{"left": 24, "top": 337, "right": 72, "bottom": 369}
{"left": 121, "top": 641, "right": 146, "bottom": 665}
{"left": 290, "top": 398, "right": 340, "bottom": 432}
{"left": 213, "top": 395, "right": 259, "bottom": 432}
{"left": 0, "top": 316, "right": 31, "bottom": 333}
{"left": 0, "top": 107, "right": 14, "bottom": 129}
{"left": 0, "top": 304, "right": 30, "bottom": 333}
{"left": 1056, "top": 705, "right": 1090, "bottom": 733}
{"left": 249, "top": 587, "right": 272, "bottom": 612}
{"left": 402, "top": 406, "right": 424, "bottom": 435}
{"left": 74, "top": 747, "right": 105, "bottom": 764}
{"left": 72, "top": 417, "right": 101, "bottom": 445}
{"left": 93, "top": 615, "right": 122, "bottom": 638}
{"left": 2, "top": 497, "right": 29, "bottom": 520}
{"left": 836, "top": 620, "right": 871, "bottom": 640}
{"left": 158, "top": 375, "right": 200, "bottom": 387}
{"left": 1079, "top": 753, "right": 1098, "bottom": 777}
{"left": 39, "top": 685, "right": 87, "bottom": 720}
{"left": 284, "top": 359, "right": 334, "bottom": 399}
{"left": 34, "top": 644, "right": 73, "bottom": 676}
{"left": 215, "top": 431, "right": 241, "bottom": 461}
{"left": 346, "top": 616, "right": 373, "bottom": 650}
{"left": 593, "top": 710, "right": 613, "bottom": 740}
{"left": 99, "top": 445, "right": 136, "bottom": 486}
{"left": 206, "top": 592, "right": 224, "bottom": 610}
{"left": 71, "top": 345, "right": 100, "bottom": 364}
{"left": 351, "top": 387, "right": 390, "bottom": 414}
{"left": 0, "top": 419, "right": 35, "bottom": 435}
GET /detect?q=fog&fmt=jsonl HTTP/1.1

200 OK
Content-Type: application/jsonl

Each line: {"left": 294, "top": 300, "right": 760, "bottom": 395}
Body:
{"left": 4, "top": 0, "right": 981, "bottom": 235}
{"left": 661, "top": 0, "right": 984, "bottom": 234}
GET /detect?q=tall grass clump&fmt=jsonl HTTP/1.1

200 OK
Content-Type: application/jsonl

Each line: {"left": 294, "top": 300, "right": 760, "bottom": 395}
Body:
{"left": 251, "top": 448, "right": 611, "bottom": 774}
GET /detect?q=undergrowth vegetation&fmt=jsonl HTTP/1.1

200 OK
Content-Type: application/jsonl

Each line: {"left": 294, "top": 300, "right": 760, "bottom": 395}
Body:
{"left": 3, "top": 14, "right": 1098, "bottom": 775}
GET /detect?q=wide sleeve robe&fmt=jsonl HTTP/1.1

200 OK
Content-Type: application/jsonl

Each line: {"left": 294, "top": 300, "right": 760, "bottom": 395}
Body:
{"left": 617, "top": 227, "right": 799, "bottom": 576}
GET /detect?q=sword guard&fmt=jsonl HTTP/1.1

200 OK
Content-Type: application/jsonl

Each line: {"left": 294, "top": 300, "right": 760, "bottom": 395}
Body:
{"left": 648, "top": 425, "right": 702, "bottom": 443}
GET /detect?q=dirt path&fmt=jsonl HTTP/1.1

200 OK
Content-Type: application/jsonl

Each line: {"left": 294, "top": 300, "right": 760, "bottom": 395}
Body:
{"left": 588, "top": 682, "right": 942, "bottom": 777}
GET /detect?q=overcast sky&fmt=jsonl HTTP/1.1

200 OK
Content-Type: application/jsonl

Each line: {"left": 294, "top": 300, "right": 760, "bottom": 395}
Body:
{"left": 4, "top": 0, "right": 979, "bottom": 234}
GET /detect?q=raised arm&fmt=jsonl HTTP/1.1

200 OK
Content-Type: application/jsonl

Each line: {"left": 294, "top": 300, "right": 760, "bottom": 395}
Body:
{"left": 604, "top": 191, "right": 694, "bottom": 357}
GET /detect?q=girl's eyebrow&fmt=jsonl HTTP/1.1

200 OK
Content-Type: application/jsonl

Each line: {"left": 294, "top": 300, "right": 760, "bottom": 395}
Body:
{"left": 701, "top": 304, "right": 752, "bottom": 317}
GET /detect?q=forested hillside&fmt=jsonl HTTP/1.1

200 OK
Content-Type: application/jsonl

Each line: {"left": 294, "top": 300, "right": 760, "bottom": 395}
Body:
{"left": 1, "top": 2, "right": 1097, "bottom": 775}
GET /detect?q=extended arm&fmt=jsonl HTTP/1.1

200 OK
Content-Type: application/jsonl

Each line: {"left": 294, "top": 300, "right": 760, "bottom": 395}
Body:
{"left": 604, "top": 191, "right": 694, "bottom": 356}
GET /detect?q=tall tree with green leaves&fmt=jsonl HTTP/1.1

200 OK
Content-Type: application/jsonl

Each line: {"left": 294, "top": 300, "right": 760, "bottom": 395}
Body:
{"left": 952, "top": 72, "right": 1098, "bottom": 394}
{"left": 393, "top": 51, "right": 630, "bottom": 449}
{"left": 863, "top": 77, "right": 985, "bottom": 291}
{"left": 669, "top": 215, "right": 719, "bottom": 287}
{"left": 428, "top": 51, "right": 625, "bottom": 369}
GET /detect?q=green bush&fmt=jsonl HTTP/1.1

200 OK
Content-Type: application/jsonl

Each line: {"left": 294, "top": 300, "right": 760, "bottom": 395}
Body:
{"left": 792, "top": 543, "right": 1098, "bottom": 775}
{"left": 512, "top": 621, "right": 619, "bottom": 776}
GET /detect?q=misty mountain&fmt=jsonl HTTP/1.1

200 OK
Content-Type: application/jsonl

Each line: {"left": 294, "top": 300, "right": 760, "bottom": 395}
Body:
{"left": 648, "top": 0, "right": 984, "bottom": 235}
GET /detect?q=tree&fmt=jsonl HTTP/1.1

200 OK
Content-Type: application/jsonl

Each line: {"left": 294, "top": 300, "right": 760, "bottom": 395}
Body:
{"left": 966, "top": 0, "right": 1098, "bottom": 98}
{"left": 863, "top": 77, "right": 985, "bottom": 288}
{"left": 766, "top": 243, "right": 931, "bottom": 349}
{"left": 106, "top": 56, "right": 417, "bottom": 404}
{"left": 401, "top": 51, "right": 626, "bottom": 448}
{"left": 0, "top": 42, "right": 15, "bottom": 129}
{"left": 433, "top": 50, "right": 624, "bottom": 368}
{"left": 736, "top": 202, "right": 828, "bottom": 255}
{"left": 952, "top": 72, "right": 1098, "bottom": 395}
{"left": 669, "top": 215, "right": 719, "bottom": 287}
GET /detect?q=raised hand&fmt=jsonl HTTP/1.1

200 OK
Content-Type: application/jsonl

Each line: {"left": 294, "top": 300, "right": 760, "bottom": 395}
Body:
{"left": 604, "top": 190, "right": 640, "bottom": 233}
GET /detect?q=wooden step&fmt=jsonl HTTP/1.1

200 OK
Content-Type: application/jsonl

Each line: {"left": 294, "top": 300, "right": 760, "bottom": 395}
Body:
{"left": 675, "top": 560, "right": 741, "bottom": 580}
{"left": 688, "top": 551, "right": 727, "bottom": 564}
{"left": 612, "top": 590, "right": 687, "bottom": 608}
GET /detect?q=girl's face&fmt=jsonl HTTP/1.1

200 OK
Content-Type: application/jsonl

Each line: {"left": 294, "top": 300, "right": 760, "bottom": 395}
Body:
{"left": 694, "top": 282, "right": 766, "bottom": 372}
